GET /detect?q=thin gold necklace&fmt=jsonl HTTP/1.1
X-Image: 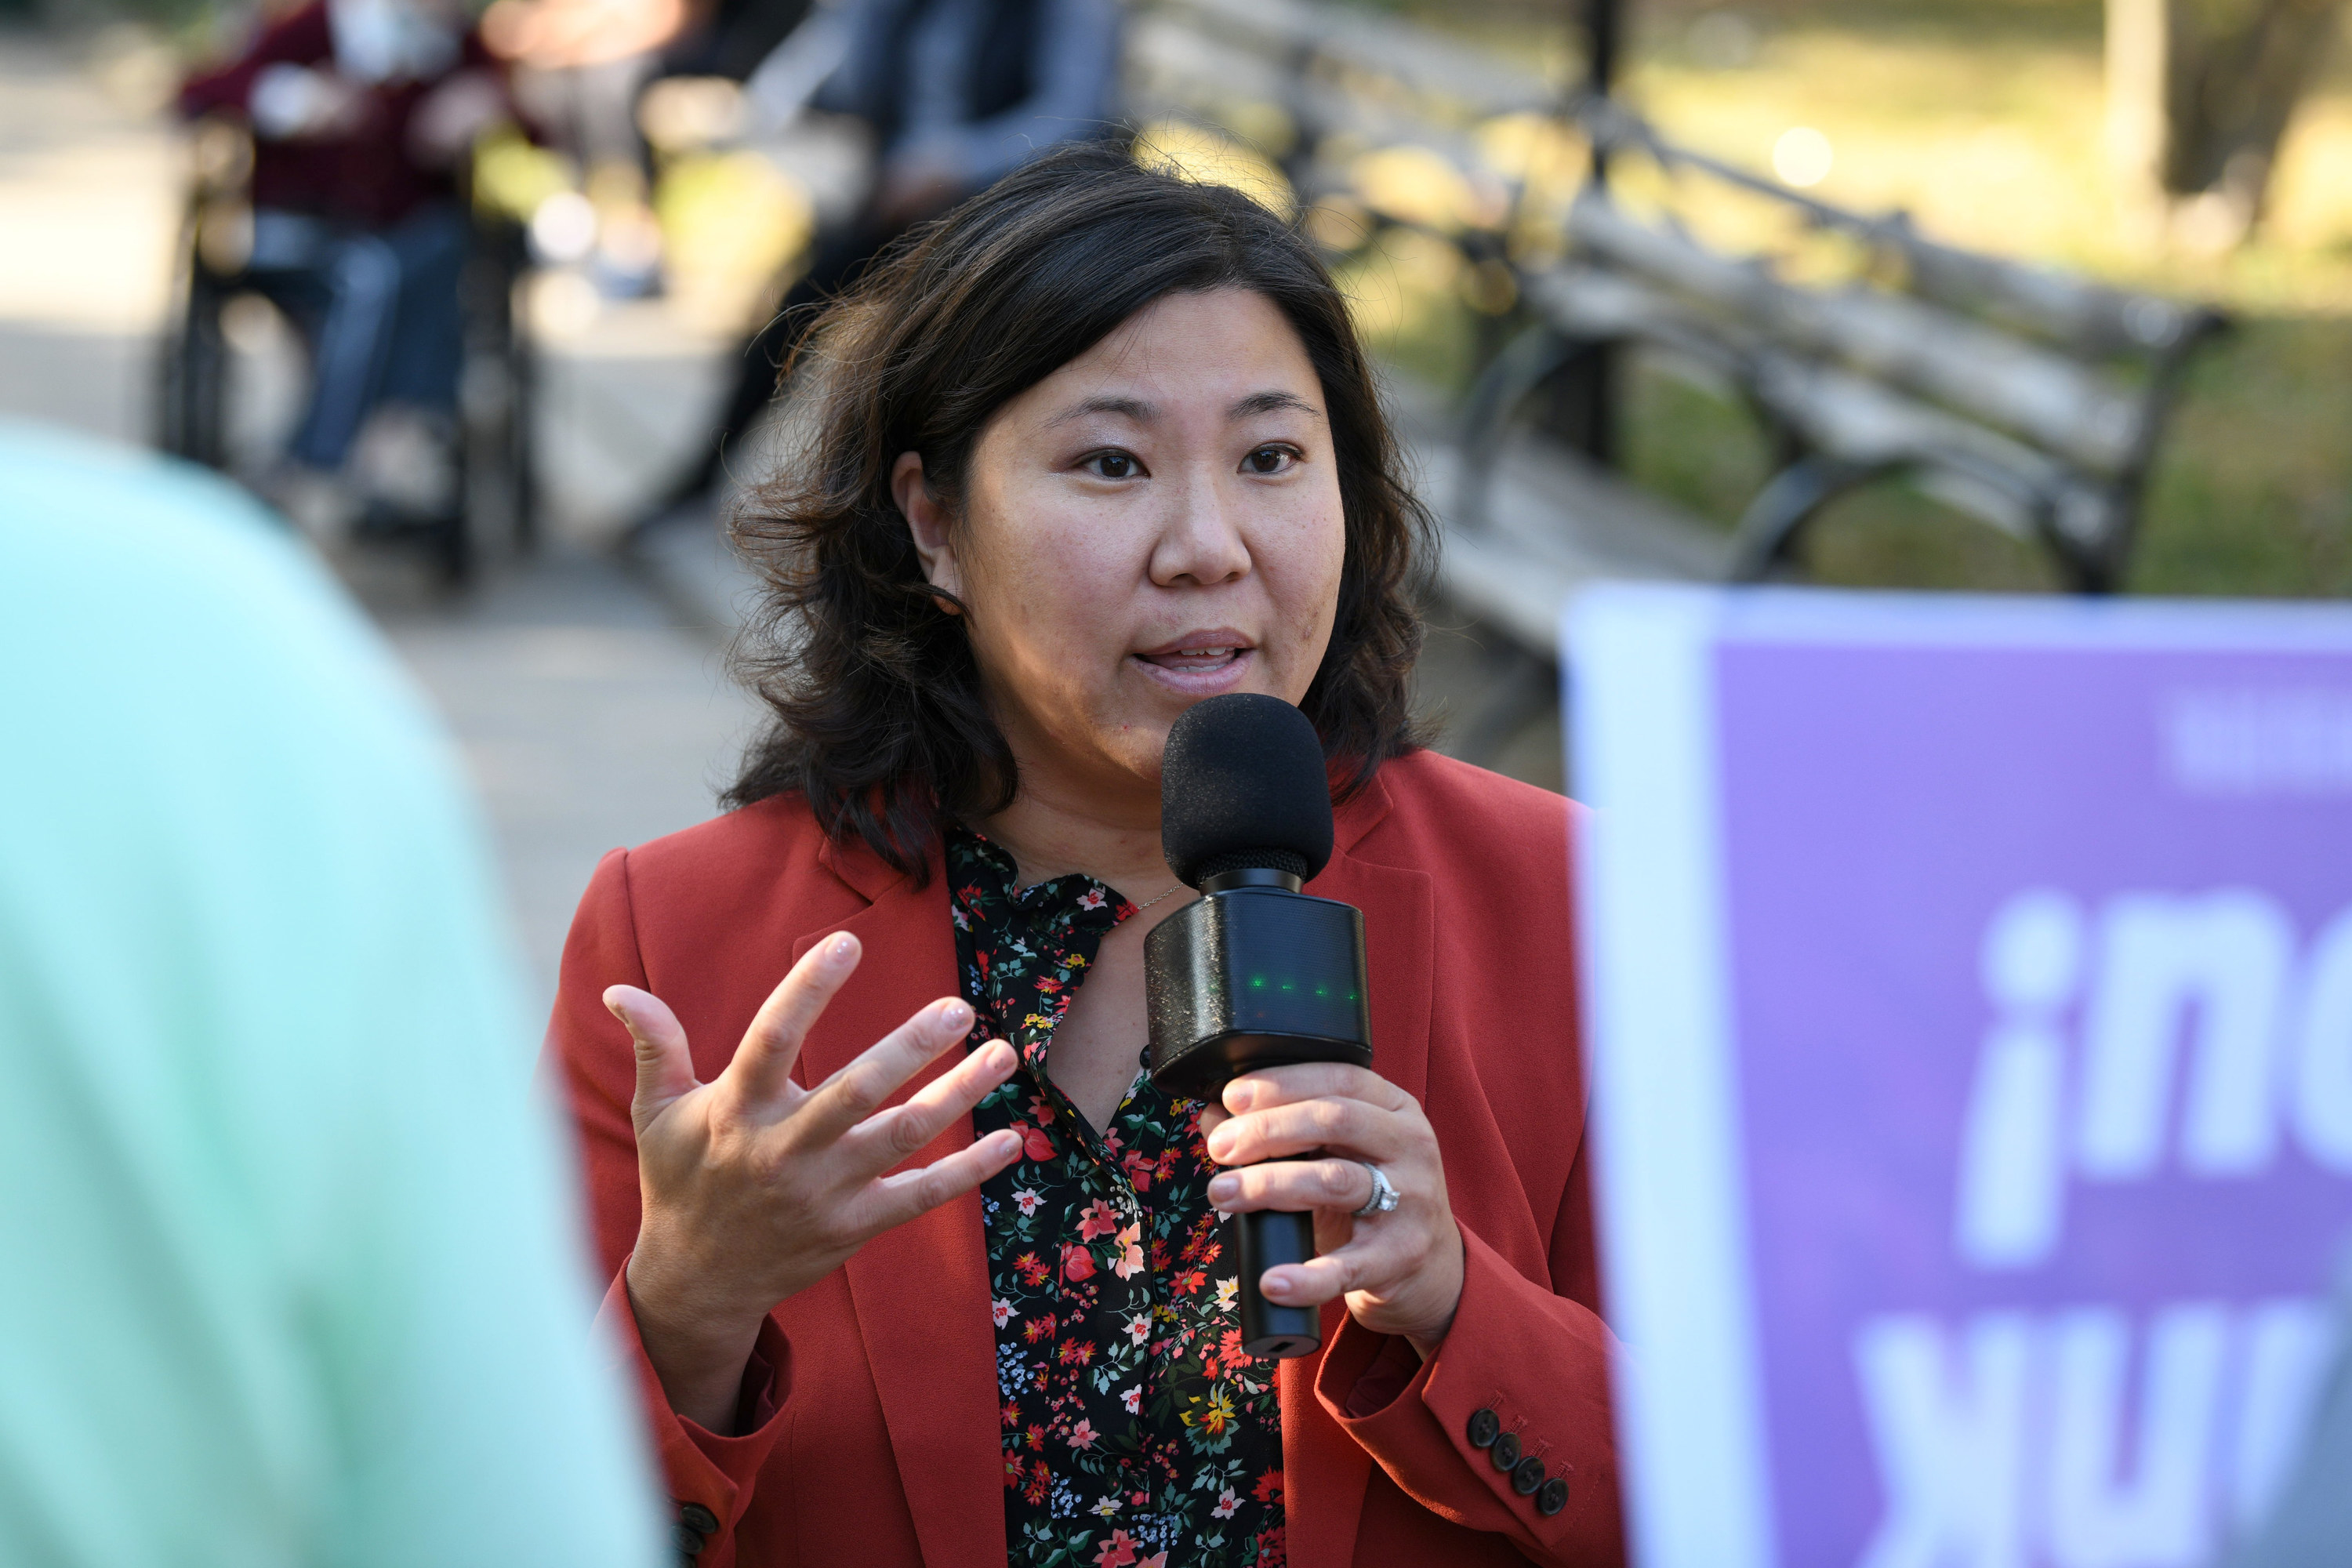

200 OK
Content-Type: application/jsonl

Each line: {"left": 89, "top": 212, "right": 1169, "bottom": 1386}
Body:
{"left": 1130, "top": 881, "right": 1186, "bottom": 913}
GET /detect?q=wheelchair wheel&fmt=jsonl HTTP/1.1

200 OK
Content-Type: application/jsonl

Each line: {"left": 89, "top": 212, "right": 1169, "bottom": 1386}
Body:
{"left": 158, "top": 122, "right": 256, "bottom": 472}
{"left": 158, "top": 230, "right": 234, "bottom": 470}
{"left": 447, "top": 219, "right": 538, "bottom": 584}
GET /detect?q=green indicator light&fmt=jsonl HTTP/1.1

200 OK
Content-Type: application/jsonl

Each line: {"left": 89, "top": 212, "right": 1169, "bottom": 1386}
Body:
{"left": 1279, "top": 980, "right": 1294, "bottom": 993}
{"left": 1314, "top": 986, "right": 1328, "bottom": 997}
{"left": 1249, "top": 975, "right": 1265, "bottom": 989}
{"left": 1347, "top": 990, "right": 1359, "bottom": 1002}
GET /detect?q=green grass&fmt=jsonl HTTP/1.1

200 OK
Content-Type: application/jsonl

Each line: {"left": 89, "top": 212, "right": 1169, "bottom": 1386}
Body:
{"left": 2130, "top": 318, "right": 2352, "bottom": 595}
{"left": 1613, "top": 357, "right": 2068, "bottom": 590}
{"left": 1333, "top": 0, "right": 2352, "bottom": 597}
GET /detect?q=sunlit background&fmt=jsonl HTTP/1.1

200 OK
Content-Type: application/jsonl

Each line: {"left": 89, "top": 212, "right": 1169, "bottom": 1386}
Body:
{"left": 2, "top": 0, "right": 2347, "bottom": 993}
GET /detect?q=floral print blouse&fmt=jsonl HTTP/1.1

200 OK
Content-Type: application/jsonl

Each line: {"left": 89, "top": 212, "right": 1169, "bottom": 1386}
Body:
{"left": 948, "top": 827, "right": 1286, "bottom": 1568}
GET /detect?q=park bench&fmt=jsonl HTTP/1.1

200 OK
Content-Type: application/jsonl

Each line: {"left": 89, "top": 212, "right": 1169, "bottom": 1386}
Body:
{"left": 1127, "top": 0, "right": 2229, "bottom": 676}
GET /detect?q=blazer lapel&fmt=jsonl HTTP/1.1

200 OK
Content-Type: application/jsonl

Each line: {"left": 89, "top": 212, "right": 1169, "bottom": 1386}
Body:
{"left": 1280, "top": 809, "right": 1438, "bottom": 1568}
{"left": 1315, "top": 855, "right": 1435, "bottom": 1108}
{"left": 791, "top": 847, "right": 1007, "bottom": 1568}
{"left": 1319, "top": 771, "right": 1434, "bottom": 1101}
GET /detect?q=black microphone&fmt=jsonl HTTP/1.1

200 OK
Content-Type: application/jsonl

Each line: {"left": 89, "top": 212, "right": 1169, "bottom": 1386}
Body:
{"left": 1145, "top": 693, "right": 1371, "bottom": 1359}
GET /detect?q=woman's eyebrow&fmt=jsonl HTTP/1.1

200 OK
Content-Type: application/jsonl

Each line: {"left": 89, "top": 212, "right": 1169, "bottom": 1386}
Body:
{"left": 1047, "top": 395, "right": 1155, "bottom": 426}
{"left": 1044, "top": 390, "right": 1323, "bottom": 426}
{"left": 1229, "top": 390, "right": 1323, "bottom": 421}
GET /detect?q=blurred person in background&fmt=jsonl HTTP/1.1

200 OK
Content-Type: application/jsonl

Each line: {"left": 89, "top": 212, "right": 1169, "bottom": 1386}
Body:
{"left": 178, "top": 0, "right": 511, "bottom": 529}
{"left": 651, "top": 0, "right": 1121, "bottom": 518}
{"left": 657, "top": 0, "right": 815, "bottom": 88}
{"left": 481, "top": 0, "right": 694, "bottom": 296}
{"left": 0, "top": 423, "right": 666, "bottom": 1568}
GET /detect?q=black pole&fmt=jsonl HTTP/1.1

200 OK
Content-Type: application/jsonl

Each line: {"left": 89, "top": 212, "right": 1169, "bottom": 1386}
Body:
{"left": 1563, "top": 0, "right": 1623, "bottom": 465}
{"left": 1585, "top": 0, "right": 1621, "bottom": 114}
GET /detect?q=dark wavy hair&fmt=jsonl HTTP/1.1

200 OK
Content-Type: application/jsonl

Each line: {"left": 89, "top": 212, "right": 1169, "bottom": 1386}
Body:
{"left": 725, "top": 141, "right": 1433, "bottom": 877}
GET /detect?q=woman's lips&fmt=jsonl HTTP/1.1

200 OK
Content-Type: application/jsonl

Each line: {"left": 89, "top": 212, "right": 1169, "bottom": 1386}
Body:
{"left": 1133, "top": 644, "right": 1255, "bottom": 693}
{"left": 1138, "top": 644, "right": 1243, "bottom": 669}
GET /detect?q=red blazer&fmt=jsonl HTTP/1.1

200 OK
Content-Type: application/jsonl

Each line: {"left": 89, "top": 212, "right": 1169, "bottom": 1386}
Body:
{"left": 546, "top": 749, "right": 1624, "bottom": 1567}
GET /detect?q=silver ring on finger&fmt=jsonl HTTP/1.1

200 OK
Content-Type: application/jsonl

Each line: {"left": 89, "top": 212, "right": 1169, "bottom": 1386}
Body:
{"left": 1352, "top": 1162, "right": 1400, "bottom": 1218}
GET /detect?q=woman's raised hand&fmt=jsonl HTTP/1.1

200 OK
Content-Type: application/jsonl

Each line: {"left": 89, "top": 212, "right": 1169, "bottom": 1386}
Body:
{"left": 605, "top": 931, "right": 1021, "bottom": 1432}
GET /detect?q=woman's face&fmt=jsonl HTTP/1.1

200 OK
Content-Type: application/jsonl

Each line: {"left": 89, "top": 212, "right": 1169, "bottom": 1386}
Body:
{"left": 897, "top": 287, "right": 1347, "bottom": 813}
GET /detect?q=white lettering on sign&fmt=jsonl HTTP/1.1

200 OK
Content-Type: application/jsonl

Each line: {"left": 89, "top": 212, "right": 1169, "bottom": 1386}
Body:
{"left": 2078, "top": 893, "right": 2294, "bottom": 1181}
{"left": 2293, "top": 909, "right": 2352, "bottom": 1170}
{"left": 2044, "top": 1305, "right": 2228, "bottom": 1568}
{"left": 1955, "top": 893, "right": 2079, "bottom": 1269}
{"left": 1853, "top": 1314, "right": 2031, "bottom": 1568}
{"left": 1853, "top": 1302, "right": 2336, "bottom": 1568}
{"left": 1867, "top": 885, "right": 2348, "bottom": 1567}
{"left": 2165, "top": 691, "right": 2352, "bottom": 797}
{"left": 1953, "top": 891, "right": 2352, "bottom": 1272}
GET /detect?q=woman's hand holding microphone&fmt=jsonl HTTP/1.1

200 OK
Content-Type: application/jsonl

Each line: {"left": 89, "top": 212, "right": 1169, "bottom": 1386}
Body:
{"left": 1199, "top": 1064, "right": 1466, "bottom": 1359}
{"left": 604, "top": 932, "right": 1023, "bottom": 1433}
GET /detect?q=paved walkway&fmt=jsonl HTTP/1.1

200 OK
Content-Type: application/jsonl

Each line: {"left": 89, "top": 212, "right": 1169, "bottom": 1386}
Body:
{"left": 377, "top": 554, "right": 758, "bottom": 996}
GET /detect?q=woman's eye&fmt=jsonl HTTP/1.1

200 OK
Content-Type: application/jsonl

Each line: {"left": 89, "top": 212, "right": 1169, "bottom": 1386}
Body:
{"left": 1085, "top": 451, "right": 1141, "bottom": 480}
{"left": 1244, "top": 445, "right": 1296, "bottom": 475}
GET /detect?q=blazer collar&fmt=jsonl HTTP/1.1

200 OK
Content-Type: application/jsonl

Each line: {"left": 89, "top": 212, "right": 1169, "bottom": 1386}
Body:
{"left": 1331, "top": 764, "right": 1396, "bottom": 860}
{"left": 816, "top": 826, "right": 915, "bottom": 906}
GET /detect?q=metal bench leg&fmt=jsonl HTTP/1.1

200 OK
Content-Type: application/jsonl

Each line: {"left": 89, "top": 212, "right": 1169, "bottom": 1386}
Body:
{"left": 1726, "top": 456, "right": 1885, "bottom": 582}
{"left": 1455, "top": 326, "right": 1591, "bottom": 535}
{"left": 2031, "top": 494, "right": 2117, "bottom": 595}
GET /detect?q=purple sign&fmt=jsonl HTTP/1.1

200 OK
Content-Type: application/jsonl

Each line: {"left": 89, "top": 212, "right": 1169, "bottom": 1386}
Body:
{"left": 1568, "top": 590, "right": 2352, "bottom": 1568}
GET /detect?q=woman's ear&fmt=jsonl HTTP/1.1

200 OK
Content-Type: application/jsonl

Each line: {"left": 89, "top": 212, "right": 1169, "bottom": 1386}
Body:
{"left": 891, "top": 452, "right": 965, "bottom": 609}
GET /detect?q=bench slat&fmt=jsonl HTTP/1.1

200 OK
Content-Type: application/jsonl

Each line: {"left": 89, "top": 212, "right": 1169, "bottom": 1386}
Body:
{"left": 1569, "top": 195, "right": 2147, "bottom": 474}
{"left": 1127, "top": 24, "right": 1512, "bottom": 181}
{"left": 1151, "top": 0, "right": 1556, "bottom": 118}
{"left": 1574, "top": 96, "right": 2215, "bottom": 360}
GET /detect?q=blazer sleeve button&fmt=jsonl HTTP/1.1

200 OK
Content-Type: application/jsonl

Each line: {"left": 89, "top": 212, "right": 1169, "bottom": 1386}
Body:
{"left": 1512, "top": 1456, "right": 1547, "bottom": 1496}
{"left": 1467, "top": 1407, "right": 1501, "bottom": 1449}
{"left": 1490, "top": 1430, "right": 1521, "bottom": 1470}
{"left": 1537, "top": 1475, "right": 1570, "bottom": 1516}
{"left": 679, "top": 1503, "right": 720, "bottom": 1535}
{"left": 672, "top": 1522, "right": 706, "bottom": 1556}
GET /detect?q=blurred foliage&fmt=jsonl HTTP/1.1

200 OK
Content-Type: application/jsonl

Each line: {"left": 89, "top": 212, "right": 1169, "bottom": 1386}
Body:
{"left": 1325, "top": 0, "right": 2352, "bottom": 597}
{"left": 1135, "top": 117, "right": 1298, "bottom": 217}
{"left": 39, "top": 0, "right": 241, "bottom": 45}
{"left": 472, "top": 125, "right": 572, "bottom": 223}
{"left": 652, "top": 148, "right": 812, "bottom": 333}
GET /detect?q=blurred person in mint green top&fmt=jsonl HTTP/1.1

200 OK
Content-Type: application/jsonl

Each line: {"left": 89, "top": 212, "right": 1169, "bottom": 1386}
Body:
{"left": 0, "top": 423, "right": 666, "bottom": 1567}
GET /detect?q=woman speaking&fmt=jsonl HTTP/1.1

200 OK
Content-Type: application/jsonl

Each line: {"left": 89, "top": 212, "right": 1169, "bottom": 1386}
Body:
{"left": 547, "top": 144, "right": 1621, "bottom": 1568}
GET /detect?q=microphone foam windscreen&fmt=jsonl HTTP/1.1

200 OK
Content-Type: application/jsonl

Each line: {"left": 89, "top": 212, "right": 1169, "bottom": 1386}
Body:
{"left": 1160, "top": 694, "right": 1334, "bottom": 888}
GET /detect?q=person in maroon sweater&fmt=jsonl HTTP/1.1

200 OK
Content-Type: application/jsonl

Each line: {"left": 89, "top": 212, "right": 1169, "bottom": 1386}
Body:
{"left": 180, "top": 0, "right": 507, "bottom": 502}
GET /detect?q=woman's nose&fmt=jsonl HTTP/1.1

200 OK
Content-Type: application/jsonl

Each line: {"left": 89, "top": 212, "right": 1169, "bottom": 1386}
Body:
{"left": 1148, "top": 465, "right": 1253, "bottom": 587}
